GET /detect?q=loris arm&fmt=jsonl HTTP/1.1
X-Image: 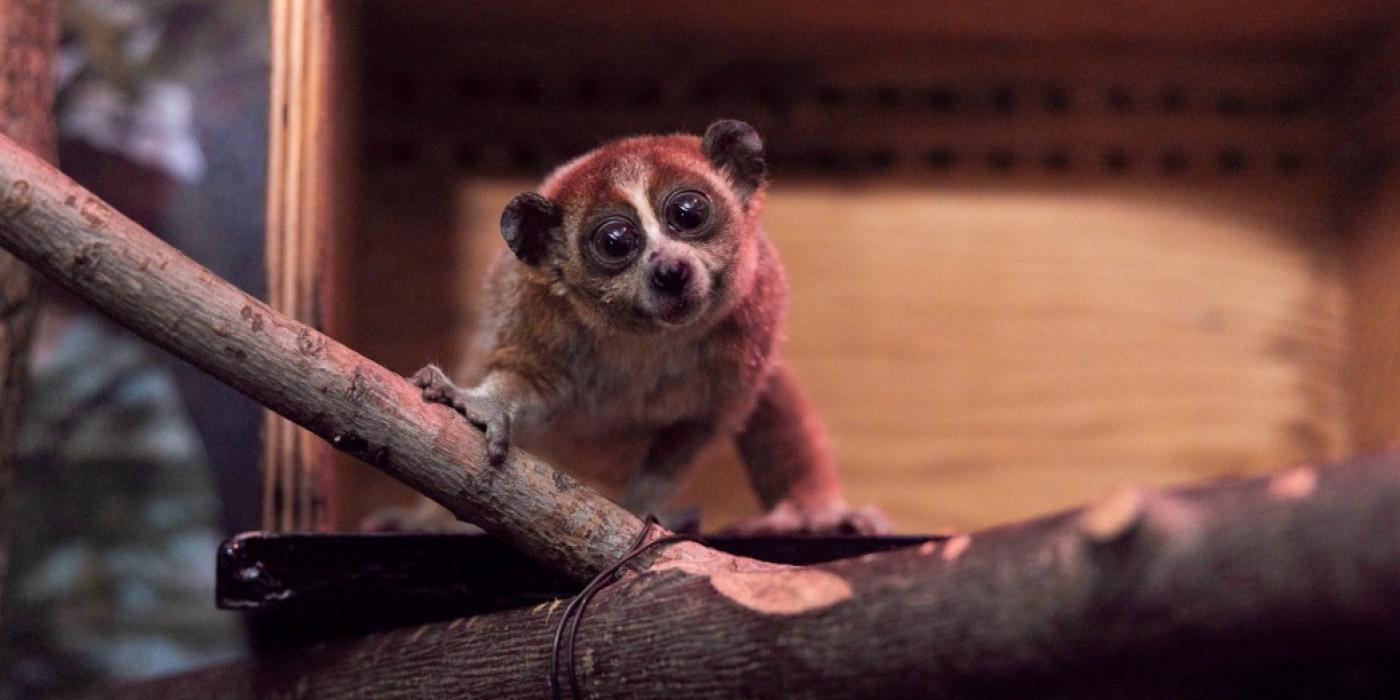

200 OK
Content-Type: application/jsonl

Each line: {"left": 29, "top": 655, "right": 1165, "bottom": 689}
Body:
{"left": 732, "top": 362, "right": 894, "bottom": 534}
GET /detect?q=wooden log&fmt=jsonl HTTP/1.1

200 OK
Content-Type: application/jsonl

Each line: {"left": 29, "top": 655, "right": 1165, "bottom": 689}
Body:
{"left": 0, "top": 131, "right": 691, "bottom": 581}
{"left": 0, "top": 0, "right": 55, "bottom": 616}
{"left": 132, "top": 454, "right": 1400, "bottom": 698}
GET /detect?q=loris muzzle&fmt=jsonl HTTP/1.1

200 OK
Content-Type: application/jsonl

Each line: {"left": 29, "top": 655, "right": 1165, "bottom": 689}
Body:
{"left": 409, "top": 120, "right": 892, "bottom": 535}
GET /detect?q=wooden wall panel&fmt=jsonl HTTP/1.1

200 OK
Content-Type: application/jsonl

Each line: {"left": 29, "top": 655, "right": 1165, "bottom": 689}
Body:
{"left": 309, "top": 2, "right": 1375, "bottom": 531}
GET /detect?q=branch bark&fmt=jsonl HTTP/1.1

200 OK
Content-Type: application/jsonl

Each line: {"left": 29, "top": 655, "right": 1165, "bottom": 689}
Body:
{"left": 0, "top": 131, "right": 679, "bottom": 581}
{"left": 133, "top": 454, "right": 1400, "bottom": 698}
{"left": 0, "top": 0, "right": 56, "bottom": 616}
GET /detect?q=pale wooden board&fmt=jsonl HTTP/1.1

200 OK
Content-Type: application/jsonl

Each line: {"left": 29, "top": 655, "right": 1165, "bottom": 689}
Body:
{"left": 368, "top": 179, "right": 1351, "bottom": 533}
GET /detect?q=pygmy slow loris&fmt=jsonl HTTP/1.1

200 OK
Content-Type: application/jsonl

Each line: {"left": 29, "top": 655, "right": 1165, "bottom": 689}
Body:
{"left": 409, "top": 120, "right": 891, "bottom": 534}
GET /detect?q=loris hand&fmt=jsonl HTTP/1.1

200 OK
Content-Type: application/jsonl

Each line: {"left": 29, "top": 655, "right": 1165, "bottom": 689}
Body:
{"left": 409, "top": 364, "right": 514, "bottom": 466}
{"left": 725, "top": 499, "right": 895, "bottom": 536}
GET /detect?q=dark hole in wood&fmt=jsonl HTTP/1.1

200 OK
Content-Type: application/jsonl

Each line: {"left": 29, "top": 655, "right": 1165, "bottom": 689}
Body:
{"left": 1107, "top": 85, "right": 1134, "bottom": 112}
{"left": 457, "top": 77, "right": 488, "bottom": 102}
{"left": 515, "top": 76, "right": 542, "bottom": 105}
{"left": 986, "top": 147, "right": 1017, "bottom": 172}
{"left": 387, "top": 74, "right": 415, "bottom": 105}
{"left": 867, "top": 148, "right": 897, "bottom": 170}
{"left": 453, "top": 142, "right": 481, "bottom": 170}
{"left": 572, "top": 75, "right": 602, "bottom": 105}
{"left": 692, "top": 78, "right": 721, "bottom": 104}
{"left": 816, "top": 84, "right": 846, "bottom": 107}
{"left": 510, "top": 142, "right": 541, "bottom": 171}
{"left": 1215, "top": 92, "right": 1248, "bottom": 117}
{"left": 1158, "top": 86, "right": 1188, "bottom": 113}
{"left": 874, "top": 85, "right": 903, "bottom": 108}
{"left": 1043, "top": 84, "right": 1072, "bottom": 113}
{"left": 754, "top": 82, "right": 788, "bottom": 108}
{"left": 990, "top": 84, "right": 1018, "bottom": 113}
{"left": 925, "top": 85, "right": 960, "bottom": 112}
{"left": 1275, "top": 151, "right": 1305, "bottom": 177}
{"left": 387, "top": 138, "right": 418, "bottom": 166}
{"left": 1217, "top": 148, "right": 1249, "bottom": 174}
{"left": 814, "top": 148, "right": 846, "bottom": 171}
{"left": 925, "top": 146, "right": 958, "bottom": 170}
{"left": 1102, "top": 146, "right": 1132, "bottom": 175}
{"left": 1042, "top": 148, "right": 1072, "bottom": 172}
{"left": 1274, "top": 94, "right": 1308, "bottom": 117}
{"left": 632, "top": 80, "right": 663, "bottom": 107}
{"left": 1158, "top": 148, "right": 1189, "bottom": 175}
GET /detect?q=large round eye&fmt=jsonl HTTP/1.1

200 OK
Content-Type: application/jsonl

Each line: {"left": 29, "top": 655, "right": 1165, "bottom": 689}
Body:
{"left": 589, "top": 218, "right": 642, "bottom": 266}
{"left": 665, "top": 190, "right": 711, "bottom": 235}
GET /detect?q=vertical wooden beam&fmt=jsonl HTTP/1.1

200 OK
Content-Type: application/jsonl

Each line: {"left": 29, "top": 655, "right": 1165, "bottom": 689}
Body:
{"left": 264, "top": 0, "right": 338, "bottom": 531}
{"left": 0, "top": 0, "right": 55, "bottom": 616}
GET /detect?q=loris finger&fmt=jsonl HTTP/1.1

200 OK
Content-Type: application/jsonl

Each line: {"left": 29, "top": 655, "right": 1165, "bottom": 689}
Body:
{"left": 410, "top": 365, "right": 460, "bottom": 404}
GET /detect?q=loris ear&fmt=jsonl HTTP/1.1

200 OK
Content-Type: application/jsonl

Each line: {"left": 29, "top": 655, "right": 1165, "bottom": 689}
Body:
{"left": 702, "top": 120, "right": 767, "bottom": 203}
{"left": 500, "top": 192, "right": 562, "bottom": 266}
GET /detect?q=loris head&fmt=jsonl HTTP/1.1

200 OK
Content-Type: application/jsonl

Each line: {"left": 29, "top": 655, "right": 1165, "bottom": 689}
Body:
{"left": 500, "top": 119, "right": 767, "bottom": 333}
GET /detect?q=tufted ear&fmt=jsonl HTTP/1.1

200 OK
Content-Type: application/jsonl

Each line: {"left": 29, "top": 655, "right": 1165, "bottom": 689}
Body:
{"left": 500, "top": 192, "right": 562, "bottom": 266}
{"left": 702, "top": 120, "right": 767, "bottom": 203}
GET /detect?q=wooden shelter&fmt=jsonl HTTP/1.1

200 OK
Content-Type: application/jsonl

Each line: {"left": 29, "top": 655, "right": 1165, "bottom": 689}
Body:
{"left": 265, "top": 1, "right": 1400, "bottom": 533}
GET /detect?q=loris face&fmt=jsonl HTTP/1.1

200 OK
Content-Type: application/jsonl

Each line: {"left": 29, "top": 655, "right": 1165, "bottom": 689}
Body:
{"left": 500, "top": 120, "right": 768, "bottom": 333}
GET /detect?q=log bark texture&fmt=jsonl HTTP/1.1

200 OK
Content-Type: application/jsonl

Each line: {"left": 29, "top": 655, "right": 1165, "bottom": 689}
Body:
{"left": 0, "top": 132, "right": 665, "bottom": 581}
{"left": 0, "top": 0, "right": 55, "bottom": 615}
{"left": 133, "top": 454, "right": 1400, "bottom": 698}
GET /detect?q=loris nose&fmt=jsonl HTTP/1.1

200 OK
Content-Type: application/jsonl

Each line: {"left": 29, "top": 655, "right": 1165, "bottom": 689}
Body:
{"left": 650, "top": 259, "right": 691, "bottom": 295}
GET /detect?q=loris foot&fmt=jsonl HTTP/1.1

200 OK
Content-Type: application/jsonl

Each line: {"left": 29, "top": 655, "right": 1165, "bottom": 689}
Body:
{"left": 725, "top": 500, "right": 895, "bottom": 536}
{"left": 408, "top": 364, "right": 514, "bottom": 465}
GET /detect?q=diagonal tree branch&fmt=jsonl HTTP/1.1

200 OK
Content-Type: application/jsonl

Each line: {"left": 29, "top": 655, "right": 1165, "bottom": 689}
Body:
{"left": 0, "top": 131, "right": 684, "bottom": 581}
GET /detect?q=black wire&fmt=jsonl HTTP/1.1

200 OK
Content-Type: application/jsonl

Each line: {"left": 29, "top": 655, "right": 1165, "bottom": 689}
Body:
{"left": 549, "top": 515, "right": 696, "bottom": 700}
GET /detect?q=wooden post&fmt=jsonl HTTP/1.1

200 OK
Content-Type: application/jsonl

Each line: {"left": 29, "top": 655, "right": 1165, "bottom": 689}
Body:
{"left": 0, "top": 0, "right": 55, "bottom": 617}
{"left": 264, "top": 0, "right": 340, "bottom": 532}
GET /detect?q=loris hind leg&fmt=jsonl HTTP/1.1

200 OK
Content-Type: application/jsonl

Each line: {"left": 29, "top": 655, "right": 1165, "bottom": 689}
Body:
{"left": 618, "top": 421, "right": 716, "bottom": 517}
{"left": 729, "top": 363, "right": 894, "bottom": 535}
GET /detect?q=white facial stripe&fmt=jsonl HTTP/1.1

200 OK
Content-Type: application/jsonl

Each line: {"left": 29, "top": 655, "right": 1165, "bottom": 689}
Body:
{"left": 618, "top": 166, "right": 666, "bottom": 249}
